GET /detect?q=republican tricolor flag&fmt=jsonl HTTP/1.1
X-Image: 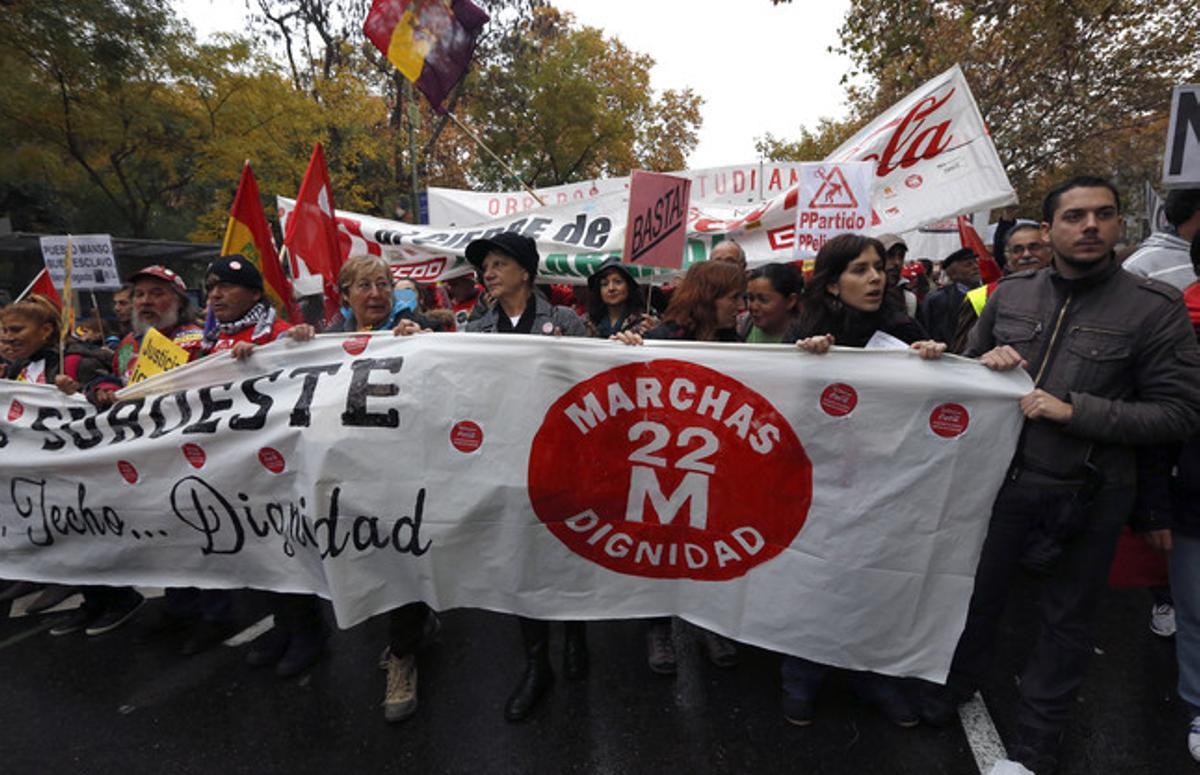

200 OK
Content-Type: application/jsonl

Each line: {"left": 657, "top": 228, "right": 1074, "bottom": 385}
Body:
{"left": 221, "top": 162, "right": 301, "bottom": 321}
{"left": 363, "top": 0, "right": 489, "bottom": 113}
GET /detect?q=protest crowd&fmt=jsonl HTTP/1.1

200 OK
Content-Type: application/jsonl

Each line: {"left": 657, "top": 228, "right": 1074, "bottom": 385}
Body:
{"left": 3, "top": 177, "right": 1200, "bottom": 775}
{"left": 4, "top": 1, "right": 1200, "bottom": 773}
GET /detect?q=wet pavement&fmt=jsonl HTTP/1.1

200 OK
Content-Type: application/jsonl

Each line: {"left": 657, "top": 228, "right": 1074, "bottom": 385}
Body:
{"left": 0, "top": 577, "right": 1189, "bottom": 774}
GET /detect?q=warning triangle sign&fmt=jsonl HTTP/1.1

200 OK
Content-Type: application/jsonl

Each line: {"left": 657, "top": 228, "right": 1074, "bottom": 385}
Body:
{"left": 808, "top": 166, "right": 859, "bottom": 209}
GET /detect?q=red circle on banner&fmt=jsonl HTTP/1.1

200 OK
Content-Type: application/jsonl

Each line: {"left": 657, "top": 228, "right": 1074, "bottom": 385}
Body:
{"left": 905, "top": 174, "right": 924, "bottom": 189}
{"left": 819, "top": 383, "right": 858, "bottom": 417}
{"left": 181, "top": 443, "right": 207, "bottom": 468}
{"left": 258, "top": 447, "right": 286, "bottom": 474}
{"left": 117, "top": 460, "right": 139, "bottom": 484}
{"left": 7, "top": 399, "right": 24, "bottom": 422}
{"left": 450, "top": 421, "right": 484, "bottom": 453}
{"left": 929, "top": 403, "right": 970, "bottom": 438}
{"left": 528, "top": 359, "right": 812, "bottom": 581}
{"left": 342, "top": 335, "right": 370, "bottom": 356}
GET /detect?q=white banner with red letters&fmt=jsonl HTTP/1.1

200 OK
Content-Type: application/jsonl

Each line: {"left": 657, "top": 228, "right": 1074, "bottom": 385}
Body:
{"left": 277, "top": 66, "right": 1014, "bottom": 285}
{"left": 0, "top": 335, "right": 1029, "bottom": 680}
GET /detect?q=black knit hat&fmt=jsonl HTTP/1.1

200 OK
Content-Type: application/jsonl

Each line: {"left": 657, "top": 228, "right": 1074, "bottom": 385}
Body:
{"left": 206, "top": 254, "right": 263, "bottom": 290}
{"left": 465, "top": 232, "right": 539, "bottom": 279}
{"left": 587, "top": 256, "right": 640, "bottom": 294}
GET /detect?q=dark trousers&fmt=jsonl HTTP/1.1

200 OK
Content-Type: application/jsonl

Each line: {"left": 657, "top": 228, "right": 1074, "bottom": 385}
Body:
{"left": 388, "top": 602, "right": 433, "bottom": 658}
{"left": 81, "top": 586, "right": 142, "bottom": 613}
{"left": 271, "top": 593, "right": 323, "bottom": 636}
{"left": 516, "top": 616, "right": 585, "bottom": 650}
{"left": 948, "top": 478, "right": 1130, "bottom": 732}
{"left": 163, "top": 587, "right": 234, "bottom": 623}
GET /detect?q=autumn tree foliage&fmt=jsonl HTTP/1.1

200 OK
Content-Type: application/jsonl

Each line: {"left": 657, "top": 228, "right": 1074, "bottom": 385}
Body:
{"left": 761, "top": 0, "right": 1200, "bottom": 218}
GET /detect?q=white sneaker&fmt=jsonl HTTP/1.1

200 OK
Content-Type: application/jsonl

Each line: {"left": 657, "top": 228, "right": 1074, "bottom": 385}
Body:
{"left": 1189, "top": 716, "right": 1200, "bottom": 762}
{"left": 1150, "top": 603, "right": 1176, "bottom": 637}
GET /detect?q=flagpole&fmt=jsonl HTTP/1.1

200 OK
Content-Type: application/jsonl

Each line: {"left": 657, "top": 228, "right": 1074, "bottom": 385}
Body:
{"left": 60, "top": 235, "right": 74, "bottom": 364}
{"left": 14, "top": 270, "right": 45, "bottom": 303}
{"left": 445, "top": 110, "right": 546, "bottom": 207}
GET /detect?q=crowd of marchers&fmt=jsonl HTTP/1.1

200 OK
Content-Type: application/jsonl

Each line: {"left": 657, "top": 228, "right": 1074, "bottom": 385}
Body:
{"left": 3, "top": 177, "right": 1200, "bottom": 775}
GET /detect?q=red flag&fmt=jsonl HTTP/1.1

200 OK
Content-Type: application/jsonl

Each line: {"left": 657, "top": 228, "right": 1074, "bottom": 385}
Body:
{"left": 222, "top": 162, "right": 302, "bottom": 321}
{"left": 957, "top": 216, "right": 1004, "bottom": 285}
{"left": 363, "top": 0, "right": 489, "bottom": 113}
{"left": 19, "top": 268, "right": 62, "bottom": 308}
{"left": 284, "top": 144, "right": 344, "bottom": 325}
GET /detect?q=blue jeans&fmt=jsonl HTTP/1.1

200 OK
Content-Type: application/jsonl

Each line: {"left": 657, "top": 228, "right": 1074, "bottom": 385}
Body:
{"left": 1170, "top": 534, "right": 1200, "bottom": 715}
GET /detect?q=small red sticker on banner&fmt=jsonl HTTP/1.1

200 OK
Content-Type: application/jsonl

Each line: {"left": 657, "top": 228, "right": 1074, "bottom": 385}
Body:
{"left": 819, "top": 383, "right": 858, "bottom": 417}
{"left": 450, "top": 421, "right": 484, "bottom": 453}
{"left": 117, "top": 460, "right": 139, "bottom": 484}
{"left": 181, "top": 443, "right": 207, "bottom": 468}
{"left": 905, "top": 174, "right": 924, "bottom": 189}
{"left": 7, "top": 399, "right": 24, "bottom": 421}
{"left": 929, "top": 403, "right": 969, "bottom": 438}
{"left": 342, "top": 336, "right": 370, "bottom": 356}
{"left": 258, "top": 447, "right": 285, "bottom": 474}
{"left": 528, "top": 359, "right": 812, "bottom": 581}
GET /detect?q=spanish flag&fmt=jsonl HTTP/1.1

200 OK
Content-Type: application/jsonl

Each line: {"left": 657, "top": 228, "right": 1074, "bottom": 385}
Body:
{"left": 363, "top": 0, "right": 489, "bottom": 113}
{"left": 221, "top": 162, "right": 301, "bottom": 321}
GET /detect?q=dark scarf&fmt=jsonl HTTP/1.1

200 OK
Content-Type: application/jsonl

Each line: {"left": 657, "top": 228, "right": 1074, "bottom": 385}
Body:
{"left": 203, "top": 302, "right": 275, "bottom": 351}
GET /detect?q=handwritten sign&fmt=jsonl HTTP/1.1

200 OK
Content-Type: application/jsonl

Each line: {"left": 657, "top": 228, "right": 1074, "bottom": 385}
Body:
{"left": 623, "top": 170, "right": 692, "bottom": 269}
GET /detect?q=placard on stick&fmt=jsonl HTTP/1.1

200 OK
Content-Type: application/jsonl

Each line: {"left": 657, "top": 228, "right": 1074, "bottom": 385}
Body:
{"left": 1163, "top": 85, "right": 1200, "bottom": 189}
{"left": 623, "top": 170, "right": 691, "bottom": 269}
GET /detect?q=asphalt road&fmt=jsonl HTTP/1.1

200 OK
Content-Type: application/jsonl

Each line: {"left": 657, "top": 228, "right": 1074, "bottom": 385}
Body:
{"left": 0, "top": 576, "right": 1189, "bottom": 775}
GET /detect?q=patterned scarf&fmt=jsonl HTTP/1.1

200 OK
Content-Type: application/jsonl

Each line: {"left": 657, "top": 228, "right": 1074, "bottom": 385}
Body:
{"left": 202, "top": 302, "right": 275, "bottom": 351}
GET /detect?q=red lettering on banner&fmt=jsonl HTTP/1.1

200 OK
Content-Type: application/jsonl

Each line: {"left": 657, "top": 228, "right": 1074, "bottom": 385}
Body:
{"left": 733, "top": 170, "right": 746, "bottom": 193}
{"left": 488, "top": 199, "right": 500, "bottom": 216}
{"left": 863, "top": 88, "right": 956, "bottom": 176}
{"left": 391, "top": 258, "right": 447, "bottom": 282}
{"left": 528, "top": 360, "right": 812, "bottom": 581}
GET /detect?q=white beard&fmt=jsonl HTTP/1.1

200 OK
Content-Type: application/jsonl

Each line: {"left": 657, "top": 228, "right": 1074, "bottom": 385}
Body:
{"left": 132, "top": 305, "right": 180, "bottom": 337}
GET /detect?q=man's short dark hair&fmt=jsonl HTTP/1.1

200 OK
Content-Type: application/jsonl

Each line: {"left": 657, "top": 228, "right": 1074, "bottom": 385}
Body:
{"left": 942, "top": 247, "right": 976, "bottom": 268}
{"left": 1042, "top": 176, "right": 1121, "bottom": 224}
{"left": 1005, "top": 222, "right": 1042, "bottom": 246}
{"left": 1165, "top": 189, "right": 1200, "bottom": 228}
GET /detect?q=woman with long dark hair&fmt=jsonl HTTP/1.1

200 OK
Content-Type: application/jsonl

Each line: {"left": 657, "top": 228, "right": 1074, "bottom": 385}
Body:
{"left": 614, "top": 260, "right": 747, "bottom": 672}
{"left": 585, "top": 257, "right": 652, "bottom": 337}
{"left": 782, "top": 233, "right": 944, "bottom": 727}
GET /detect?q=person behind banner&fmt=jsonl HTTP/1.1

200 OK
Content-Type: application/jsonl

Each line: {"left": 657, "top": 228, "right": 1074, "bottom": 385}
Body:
{"left": 584, "top": 256, "right": 655, "bottom": 338}
{"left": 879, "top": 234, "right": 918, "bottom": 318}
{"left": 1124, "top": 188, "right": 1200, "bottom": 290}
{"left": 442, "top": 273, "right": 486, "bottom": 330}
{"left": 323, "top": 253, "right": 443, "bottom": 722}
{"left": 949, "top": 222, "right": 1052, "bottom": 354}
{"left": 98, "top": 265, "right": 204, "bottom": 404}
{"left": 918, "top": 247, "right": 980, "bottom": 345}
{"left": 743, "top": 263, "right": 802, "bottom": 343}
{"left": 783, "top": 234, "right": 943, "bottom": 728}
{"left": 111, "top": 283, "right": 134, "bottom": 340}
{"left": 0, "top": 294, "right": 146, "bottom": 632}
{"left": 195, "top": 255, "right": 325, "bottom": 675}
{"left": 924, "top": 176, "right": 1200, "bottom": 774}
{"left": 464, "top": 231, "right": 587, "bottom": 722}
{"left": 612, "top": 260, "right": 749, "bottom": 674}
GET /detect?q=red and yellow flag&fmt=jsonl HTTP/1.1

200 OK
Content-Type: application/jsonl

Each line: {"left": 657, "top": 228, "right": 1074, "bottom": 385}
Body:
{"left": 364, "top": 0, "right": 489, "bottom": 113}
{"left": 221, "top": 162, "right": 301, "bottom": 321}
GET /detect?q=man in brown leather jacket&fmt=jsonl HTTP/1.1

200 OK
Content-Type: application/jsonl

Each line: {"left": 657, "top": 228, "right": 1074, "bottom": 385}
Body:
{"left": 924, "top": 176, "right": 1200, "bottom": 773}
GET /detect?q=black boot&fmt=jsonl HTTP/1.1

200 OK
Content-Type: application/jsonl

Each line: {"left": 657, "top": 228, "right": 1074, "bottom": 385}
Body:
{"left": 504, "top": 618, "right": 554, "bottom": 722}
{"left": 563, "top": 621, "right": 588, "bottom": 681}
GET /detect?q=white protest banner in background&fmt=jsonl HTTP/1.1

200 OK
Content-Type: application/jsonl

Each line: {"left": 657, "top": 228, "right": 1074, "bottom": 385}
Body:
{"left": 426, "top": 162, "right": 806, "bottom": 226}
{"left": 825, "top": 64, "right": 1017, "bottom": 233}
{"left": 0, "top": 334, "right": 1029, "bottom": 680}
{"left": 1163, "top": 85, "right": 1200, "bottom": 188}
{"left": 793, "top": 162, "right": 874, "bottom": 257}
{"left": 286, "top": 66, "right": 1015, "bottom": 284}
{"left": 38, "top": 234, "right": 121, "bottom": 291}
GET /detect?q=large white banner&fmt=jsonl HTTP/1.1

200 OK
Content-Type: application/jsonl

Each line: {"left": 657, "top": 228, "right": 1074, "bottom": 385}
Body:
{"left": 0, "top": 335, "right": 1029, "bottom": 680}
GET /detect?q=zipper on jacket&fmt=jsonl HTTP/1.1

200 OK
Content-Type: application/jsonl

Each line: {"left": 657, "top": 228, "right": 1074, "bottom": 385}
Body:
{"left": 1033, "top": 292, "right": 1072, "bottom": 387}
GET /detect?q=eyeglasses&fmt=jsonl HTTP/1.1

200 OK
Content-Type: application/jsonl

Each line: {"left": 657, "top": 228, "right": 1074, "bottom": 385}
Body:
{"left": 1008, "top": 243, "right": 1048, "bottom": 256}
{"left": 351, "top": 280, "right": 393, "bottom": 293}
